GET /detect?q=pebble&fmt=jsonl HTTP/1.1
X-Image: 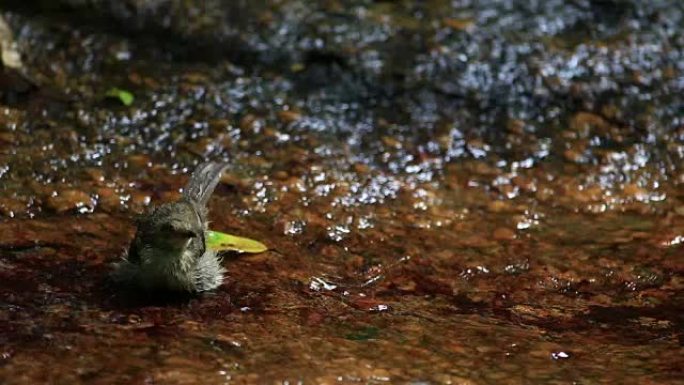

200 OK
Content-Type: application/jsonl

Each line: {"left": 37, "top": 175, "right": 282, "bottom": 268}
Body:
{"left": 240, "top": 114, "right": 260, "bottom": 131}
{"left": 277, "top": 109, "right": 301, "bottom": 124}
{"left": 492, "top": 227, "right": 516, "bottom": 241}
{"left": 45, "top": 189, "right": 94, "bottom": 214}
{"left": 443, "top": 18, "right": 474, "bottom": 31}
{"left": 84, "top": 168, "right": 105, "bottom": 183}
{"left": 488, "top": 200, "right": 509, "bottom": 214}
{"left": 511, "top": 175, "right": 536, "bottom": 192}
{"left": 0, "top": 132, "right": 16, "bottom": 144}
{"left": 127, "top": 154, "right": 150, "bottom": 170}
{"left": 95, "top": 187, "right": 122, "bottom": 212}
{"left": 129, "top": 191, "right": 152, "bottom": 211}
{"left": 0, "top": 197, "right": 26, "bottom": 217}
{"left": 570, "top": 111, "right": 609, "bottom": 135}
{"left": 506, "top": 119, "right": 526, "bottom": 135}
{"left": 563, "top": 149, "right": 584, "bottom": 163}
{"left": 623, "top": 183, "right": 649, "bottom": 200}
{"left": 273, "top": 170, "right": 289, "bottom": 180}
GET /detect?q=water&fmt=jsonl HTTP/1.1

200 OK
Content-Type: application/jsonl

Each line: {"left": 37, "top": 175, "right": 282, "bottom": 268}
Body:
{"left": 1, "top": 1, "right": 683, "bottom": 384}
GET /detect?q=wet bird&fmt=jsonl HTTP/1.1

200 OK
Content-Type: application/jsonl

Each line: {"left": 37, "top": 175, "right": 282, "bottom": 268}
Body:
{"left": 112, "top": 162, "right": 229, "bottom": 292}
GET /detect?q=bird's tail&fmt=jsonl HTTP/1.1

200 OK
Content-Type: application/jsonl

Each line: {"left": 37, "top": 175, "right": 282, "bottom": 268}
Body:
{"left": 182, "top": 162, "right": 229, "bottom": 207}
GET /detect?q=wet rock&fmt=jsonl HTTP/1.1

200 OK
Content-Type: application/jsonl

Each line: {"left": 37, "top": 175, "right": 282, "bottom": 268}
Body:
{"left": 126, "top": 154, "right": 150, "bottom": 170}
{"left": 95, "top": 187, "right": 121, "bottom": 212}
{"left": 511, "top": 176, "right": 536, "bottom": 193}
{"left": 623, "top": 184, "right": 649, "bottom": 201}
{"left": 563, "top": 148, "right": 585, "bottom": 164}
{"left": 570, "top": 112, "right": 610, "bottom": 136}
{"left": 506, "top": 119, "right": 526, "bottom": 136}
{"left": 675, "top": 206, "right": 684, "bottom": 216}
{"left": 239, "top": 113, "right": 261, "bottom": 132}
{"left": 273, "top": 170, "right": 289, "bottom": 180}
{"left": 84, "top": 168, "right": 105, "bottom": 183}
{"left": 352, "top": 163, "right": 370, "bottom": 174}
{"left": 0, "top": 197, "right": 25, "bottom": 217}
{"left": 128, "top": 191, "right": 152, "bottom": 211}
{"left": 277, "top": 109, "right": 301, "bottom": 124}
{"left": 220, "top": 173, "right": 251, "bottom": 191}
{"left": 467, "top": 161, "right": 499, "bottom": 176}
{"left": 44, "top": 189, "right": 94, "bottom": 214}
{"left": 534, "top": 186, "right": 554, "bottom": 202}
{"left": 565, "top": 184, "right": 603, "bottom": 204}
{"left": 0, "top": 131, "right": 17, "bottom": 145}
{"left": 381, "top": 136, "right": 402, "bottom": 150}
{"left": 492, "top": 227, "right": 516, "bottom": 241}
{"left": 442, "top": 18, "right": 474, "bottom": 32}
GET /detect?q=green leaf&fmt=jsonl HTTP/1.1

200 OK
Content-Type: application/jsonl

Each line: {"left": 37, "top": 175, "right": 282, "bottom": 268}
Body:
{"left": 206, "top": 230, "right": 268, "bottom": 253}
{"left": 105, "top": 87, "right": 134, "bottom": 106}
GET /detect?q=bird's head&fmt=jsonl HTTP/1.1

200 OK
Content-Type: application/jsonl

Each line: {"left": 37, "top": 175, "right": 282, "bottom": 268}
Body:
{"left": 142, "top": 200, "right": 204, "bottom": 250}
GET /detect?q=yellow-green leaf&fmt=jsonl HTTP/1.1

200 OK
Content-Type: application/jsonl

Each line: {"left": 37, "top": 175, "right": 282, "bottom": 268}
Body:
{"left": 105, "top": 87, "right": 134, "bottom": 106}
{"left": 206, "top": 230, "right": 268, "bottom": 253}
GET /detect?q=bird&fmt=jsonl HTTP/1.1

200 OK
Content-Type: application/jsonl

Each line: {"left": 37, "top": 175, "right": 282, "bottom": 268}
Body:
{"left": 111, "top": 162, "right": 229, "bottom": 293}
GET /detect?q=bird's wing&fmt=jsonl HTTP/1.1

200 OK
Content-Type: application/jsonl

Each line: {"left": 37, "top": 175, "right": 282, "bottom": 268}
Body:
{"left": 126, "top": 236, "right": 141, "bottom": 264}
{"left": 182, "top": 162, "right": 229, "bottom": 207}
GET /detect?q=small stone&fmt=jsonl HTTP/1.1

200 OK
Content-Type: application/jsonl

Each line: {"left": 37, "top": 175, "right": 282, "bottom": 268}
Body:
{"left": 181, "top": 72, "right": 208, "bottom": 84}
{"left": 535, "top": 187, "right": 554, "bottom": 202}
{"left": 396, "top": 279, "right": 417, "bottom": 292}
{"left": 95, "top": 187, "right": 121, "bottom": 212}
{"left": 277, "top": 109, "right": 301, "bottom": 124}
{"left": 353, "top": 163, "right": 370, "bottom": 174}
{"left": 129, "top": 191, "right": 151, "bottom": 211}
{"left": 469, "top": 161, "right": 499, "bottom": 176}
{"left": 487, "top": 200, "right": 509, "bottom": 213}
{"left": 675, "top": 206, "right": 684, "bottom": 216}
{"left": 381, "top": 136, "right": 402, "bottom": 149}
{"left": 493, "top": 227, "right": 516, "bottom": 241}
{"left": 563, "top": 149, "right": 584, "bottom": 163}
{"left": 569, "top": 111, "right": 610, "bottom": 135}
{"left": 158, "top": 190, "right": 181, "bottom": 202}
{"left": 208, "top": 118, "right": 230, "bottom": 132}
{"left": 495, "top": 184, "right": 516, "bottom": 198}
{"left": 315, "top": 375, "right": 341, "bottom": 385}
{"left": 506, "top": 119, "right": 525, "bottom": 135}
{"left": 623, "top": 183, "right": 648, "bottom": 200}
{"left": 443, "top": 18, "right": 474, "bottom": 31}
{"left": 569, "top": 185, "right": 602, "bottom": 203}
{"left": 511, "top": 175, "right": 536, "bottom": 192}
{"left": 239, "top": 114, "right": 259, "bottom": 131}
{"left": 0, "top": 197, "right": 26, "bottom": 217}
{"left": 220, "top": 173, "right": 250, "bottom": 190}
{"left": 0, "top": 132, "right": 16, "bottom": 144}
{"left": 370, "top": 368, "right": 391, "bottom": 381}
{"left": 127, "top": 154, "right": 150, "bottom": 170}
{"left": 45, "top": 189, "right": 94, "bottom": 214}
{"left": 273, "top": 170, "right": 289, "bottom": 180}
{"left": 345, "top": 254, "right": 364, "bottom": 270}
{"left": 84, "top": 167, "right": 105, "bottom": 183}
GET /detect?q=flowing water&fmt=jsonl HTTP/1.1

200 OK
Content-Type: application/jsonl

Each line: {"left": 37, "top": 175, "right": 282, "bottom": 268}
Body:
{"left": 1, "top": 1, "right": 683, "bottom": 384}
